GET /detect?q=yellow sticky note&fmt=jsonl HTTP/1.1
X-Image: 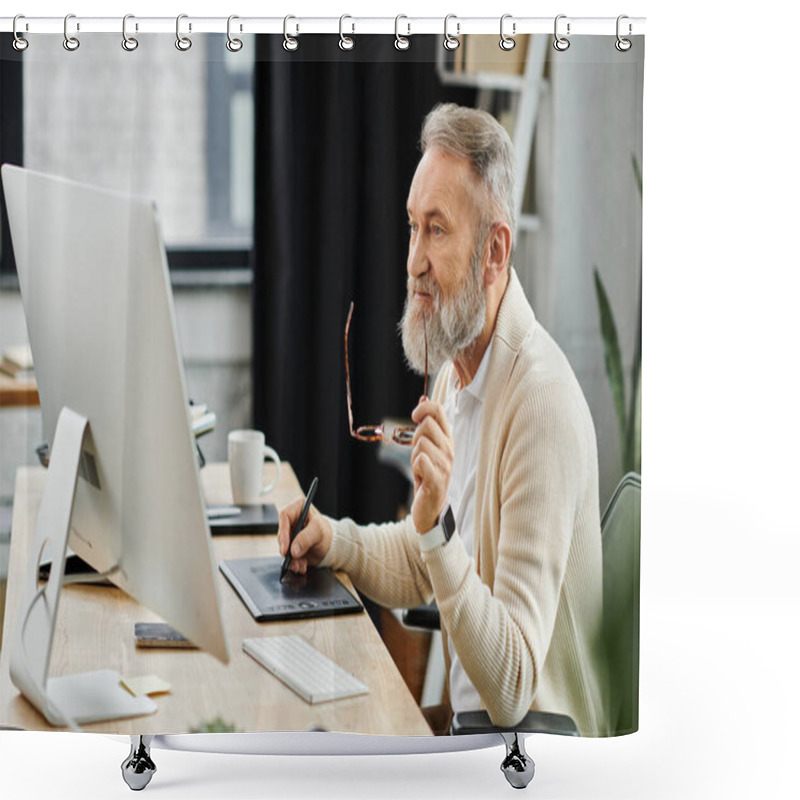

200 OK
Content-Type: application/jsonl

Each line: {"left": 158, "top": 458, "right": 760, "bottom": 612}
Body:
{"left": 121, "top": 675, "right": 172, "bottom": 697}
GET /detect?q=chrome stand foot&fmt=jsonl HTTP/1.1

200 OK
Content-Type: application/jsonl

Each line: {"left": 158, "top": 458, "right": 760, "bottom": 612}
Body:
{"left": 500, "top": 732, "right": 535, "bottom": 789}
{"left": 121, "top": 735, "right": 156, "bottom": 791}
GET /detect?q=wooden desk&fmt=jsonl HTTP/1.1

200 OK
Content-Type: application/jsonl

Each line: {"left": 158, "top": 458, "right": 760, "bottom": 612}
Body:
{"left": 0, "top": 463, "right": 431, "bottom": 736}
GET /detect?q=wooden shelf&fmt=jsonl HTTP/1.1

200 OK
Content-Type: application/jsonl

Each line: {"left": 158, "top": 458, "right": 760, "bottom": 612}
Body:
{"left": 437, "top": 71, "right": 528, "bottom": 92}
{"left": 436, "top": 35, "right": 548, "bottom": 223}
{"left": 0, "top": 373, "right": 39, "bottom": 408}
{"left": 517, "top": 214, "right": 541, "bottom": 233}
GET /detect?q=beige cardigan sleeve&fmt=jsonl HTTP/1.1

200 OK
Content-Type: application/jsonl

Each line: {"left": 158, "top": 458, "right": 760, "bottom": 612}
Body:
{"left": 421, "top": 381, "right": 585, "bottom": 727}
{"left": 320, "top": 514, "right": 434, "bottom": 610}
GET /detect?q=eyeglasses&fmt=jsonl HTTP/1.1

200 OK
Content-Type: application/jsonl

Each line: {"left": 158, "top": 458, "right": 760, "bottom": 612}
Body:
{"left": 344, "top": 300, "right": 427, "bottom": 446}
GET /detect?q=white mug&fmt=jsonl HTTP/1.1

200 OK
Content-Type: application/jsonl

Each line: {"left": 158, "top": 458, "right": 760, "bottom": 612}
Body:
{"left": 228, "top": 430, "right": 281, "bottom": 504}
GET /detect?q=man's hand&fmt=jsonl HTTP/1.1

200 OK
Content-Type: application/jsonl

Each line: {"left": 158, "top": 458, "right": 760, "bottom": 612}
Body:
{"left": 277, "top": 499, "right": 333, "bottom": 576}
{"left": 410, "top": 396, "right": 454, "bottom": 534}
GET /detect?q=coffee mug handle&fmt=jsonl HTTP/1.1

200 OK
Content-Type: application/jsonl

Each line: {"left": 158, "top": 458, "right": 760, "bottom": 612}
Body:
{"left": 261, "top": 445, "right": 281, "bottom": 495}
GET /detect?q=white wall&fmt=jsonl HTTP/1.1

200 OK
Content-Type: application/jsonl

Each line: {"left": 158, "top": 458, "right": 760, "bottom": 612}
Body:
{"left": 0, "top": 282, "right": 253, "bottom": 501}
{"left": 518, "top": 37, "right": 643, "bottom": 504}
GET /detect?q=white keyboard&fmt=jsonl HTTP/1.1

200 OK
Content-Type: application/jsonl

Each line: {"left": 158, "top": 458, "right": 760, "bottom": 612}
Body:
{"left": 243, "top": 635, "right": 369, "bottom": 704}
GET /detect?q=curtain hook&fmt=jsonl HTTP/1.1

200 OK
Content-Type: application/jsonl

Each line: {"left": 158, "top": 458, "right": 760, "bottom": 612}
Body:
{"left": 339, "top": 15, "right": 355, "bottom": 51}
{"left": 12, "top": 15, "right": 29, "bottom": 51}
{"left": 283, "top": 16, "right": 299, "bottom": 51}
{"left": 615, "top": 15, "right": 632, "bottom": 52}
{"left": 122, "top": 14, "right": 139, "bottom": 52}
{"left": 395, "top": 15, "right": 411, "bottom": 51}
{"left": 553, "top": 14, "right": 570, "bottom": 52}
{"left": 226, "top": 15, "right": 243, "bottom": 52}
{"left": 175, "top": 14, "right": 192, "bottom": 51}
{"left": 63, "top": 13, "right": 80, "bottom": 52}
{"left": 444, "top": 14, "right": 460, "bottom": 51}
{"left": 500, "top": 14, "right": 516, "bottom": 51}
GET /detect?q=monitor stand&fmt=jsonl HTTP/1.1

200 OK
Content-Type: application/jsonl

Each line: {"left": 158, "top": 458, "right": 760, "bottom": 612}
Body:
{"left": 9, "top": 407, "right": 156, "bottom": 727}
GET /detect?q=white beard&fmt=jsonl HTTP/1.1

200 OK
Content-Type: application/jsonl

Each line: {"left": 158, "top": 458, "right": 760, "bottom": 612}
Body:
{"left": 400, "top": 247, "right": 486, "bottom": 377}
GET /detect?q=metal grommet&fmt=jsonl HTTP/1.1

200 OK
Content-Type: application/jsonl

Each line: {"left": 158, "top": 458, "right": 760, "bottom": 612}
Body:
{"left": 553, "top": 14, "right": 570, "bottom": 52}
{"left": 63, "top": 14, "right": 80, "bottom": 52}
{"left": 12, "top": 15, "right": 29, "bottom": 51}
{"left": 615, "top": 15, "right": 632, "bottom": 52}
{"left": 444, "top": 14, "right": 460, "bottom": 51}
{"left": 122, "top": 14, "right": 139, "bottom": 51}
{"left": 175, "top": 14, "right": 192, "bottom": 51}
{"left": 283, "top": 16, "right": 299, "bottom": 51}
{"left": 226, "top": 15, "right": 243, "bottom": 52}
{"left": 500, "top": 14, "right": 515, "bottom": 51}
{"left": 395, "top": 15, "right": 411, "bottom": 51}
{"left": 339, "top": 15, "right": 355, "bottom": 51}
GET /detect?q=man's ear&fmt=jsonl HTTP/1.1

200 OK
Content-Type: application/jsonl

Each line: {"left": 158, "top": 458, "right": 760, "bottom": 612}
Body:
{"left": 484, "top": 221, "right": 512, "bottom": 287}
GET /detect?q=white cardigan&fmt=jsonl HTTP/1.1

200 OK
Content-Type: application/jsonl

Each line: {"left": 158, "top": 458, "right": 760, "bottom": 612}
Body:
{"left": 322, "top": 270, "right": 608, "bottom": 735}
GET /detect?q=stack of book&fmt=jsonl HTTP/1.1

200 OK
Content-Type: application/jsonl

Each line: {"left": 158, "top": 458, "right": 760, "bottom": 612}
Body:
{"left": 0, "top": 344, "right": 34, "bottom": 381}
{"left": 450, "top": 34, "right": 530, "bottom": 77}
{"left": 190, "top": 402, "right": 216, "bottom": 438}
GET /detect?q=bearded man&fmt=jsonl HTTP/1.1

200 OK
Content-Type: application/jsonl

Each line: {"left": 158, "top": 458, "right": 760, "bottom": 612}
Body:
{"left": 279, "top": 103, "right": 607, "bottom": 737}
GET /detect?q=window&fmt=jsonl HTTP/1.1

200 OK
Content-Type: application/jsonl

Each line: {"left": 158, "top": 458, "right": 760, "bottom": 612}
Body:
{"left": 1, "top": 33, "right": 255, "bottom": 274}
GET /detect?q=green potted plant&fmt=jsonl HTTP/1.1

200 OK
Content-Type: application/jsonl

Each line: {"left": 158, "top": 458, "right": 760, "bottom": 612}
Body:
{"left": 594, "top": 155, "right": 642, "bottom": 475}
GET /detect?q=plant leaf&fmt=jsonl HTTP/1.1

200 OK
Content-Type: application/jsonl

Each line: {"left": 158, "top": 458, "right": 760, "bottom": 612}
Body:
{"left": 632, "top": 154, "right": 642, "bottom": 198}
{"left": 594, "top": 267, "right": 627, "bottom": 465}
{"left": 624, "top": 364, "right": 641, "bottom": 473}
{"left": 628, "top": 153, "right": 643, "bottom": 472}
{"left": 624, "top": 276, "right": 642, "bottom": 473}
{"left": 190, "top": 717, "right": 238, "bottom": 734}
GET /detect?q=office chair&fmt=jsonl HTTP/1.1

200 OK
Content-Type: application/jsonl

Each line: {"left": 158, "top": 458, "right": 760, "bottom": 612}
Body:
{"left": 404, "top": 472, "right": 642, "bottom": 788}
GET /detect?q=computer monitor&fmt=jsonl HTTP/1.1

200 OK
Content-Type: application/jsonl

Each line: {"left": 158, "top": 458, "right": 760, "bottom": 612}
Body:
{"left": 2, "top": 165, "right": 229, "bottom": 725}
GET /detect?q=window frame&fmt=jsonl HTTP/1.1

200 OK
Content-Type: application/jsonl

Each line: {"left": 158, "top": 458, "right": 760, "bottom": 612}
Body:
{"left": 0, "top": 34, "right": 253, "bottom": 280}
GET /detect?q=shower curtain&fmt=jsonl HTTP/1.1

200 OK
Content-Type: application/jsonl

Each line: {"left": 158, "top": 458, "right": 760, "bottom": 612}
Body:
{"left": 0, "top": 23, "right": 643, "bottom": 744}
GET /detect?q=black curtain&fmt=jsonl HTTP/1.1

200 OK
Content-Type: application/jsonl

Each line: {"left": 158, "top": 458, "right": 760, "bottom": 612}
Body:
{"left": 252, "top": 36, "right": 474, "bottom": 523}
{"left": 0, "top": 34, "right": 23, "bottom": 277}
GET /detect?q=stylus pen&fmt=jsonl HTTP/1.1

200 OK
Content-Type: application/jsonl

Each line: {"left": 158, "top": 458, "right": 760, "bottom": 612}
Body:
{"left": 280, "top": 476, "right": 319, "bottom": 583}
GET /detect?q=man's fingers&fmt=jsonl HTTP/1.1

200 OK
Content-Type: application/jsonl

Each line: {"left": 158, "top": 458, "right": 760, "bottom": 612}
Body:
{"left": 412, "top": 399, "right": 451, "bottom": 436}
{"left": 413, "top": 417, "right": 454, "bottom": 460}
{"left": 412, "top": 401, "right": 454, "bottom": 461}
{"left": 413, "top": 410, "right": 455, "bottom": 472}
{"left": 412, "top": 449, "right": 437, "bottom": 485}
{"left": 278, "top": 497, "right": 309, "bottom": 556}
{"left": 289, "top": 524, "right": 319, "bottom": 559}
{"left": 291, "top": 559, "right": 307, "bottom": 576}
{"left": 278, "top": 510, "right": 291, "bottom": 555}
{"left": 413, "top": 436, "right": 448, "bottom": 476}
{"left": 279, "top": 506, "right": 332, "bottom": 572}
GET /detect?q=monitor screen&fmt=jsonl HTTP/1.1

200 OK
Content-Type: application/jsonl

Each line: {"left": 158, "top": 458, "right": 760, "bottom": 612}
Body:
{"left": 3, "top": 164, "right": 229, "bottom": 665}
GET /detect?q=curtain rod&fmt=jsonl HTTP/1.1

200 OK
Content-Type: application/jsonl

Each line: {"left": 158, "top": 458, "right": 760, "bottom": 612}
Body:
{"left": 0, "top": 16, "right": 646, "bottom": 37}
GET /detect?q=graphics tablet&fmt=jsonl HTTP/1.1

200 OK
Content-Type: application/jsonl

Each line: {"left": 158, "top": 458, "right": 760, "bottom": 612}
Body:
{"left": 219, "top": 556, "right": 364, "bottom": 622}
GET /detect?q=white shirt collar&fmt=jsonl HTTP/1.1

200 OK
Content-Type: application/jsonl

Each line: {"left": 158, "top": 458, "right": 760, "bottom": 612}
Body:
{"left": 450, "top": 337, "right": 494, "bottom": 404}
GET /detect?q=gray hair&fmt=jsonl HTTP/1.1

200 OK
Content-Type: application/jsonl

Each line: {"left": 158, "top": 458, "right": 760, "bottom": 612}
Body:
{"left": 420, "top": 103, "right": 516, "bottom": 254}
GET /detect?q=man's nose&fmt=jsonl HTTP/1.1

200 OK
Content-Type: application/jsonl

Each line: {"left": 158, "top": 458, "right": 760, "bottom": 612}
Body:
{"left": 407, "top": 237, "right": 427, "bottom": 279}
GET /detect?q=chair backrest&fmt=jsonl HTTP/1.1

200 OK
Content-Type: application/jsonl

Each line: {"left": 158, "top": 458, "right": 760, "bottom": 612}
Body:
{"left": 601, "top": 472, "right": 641, "bottom": 735}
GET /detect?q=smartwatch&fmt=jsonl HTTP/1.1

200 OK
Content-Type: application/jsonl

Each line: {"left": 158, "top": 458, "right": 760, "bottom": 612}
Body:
{"left": 418, "top": 504, "right": 456, "bottom": 553}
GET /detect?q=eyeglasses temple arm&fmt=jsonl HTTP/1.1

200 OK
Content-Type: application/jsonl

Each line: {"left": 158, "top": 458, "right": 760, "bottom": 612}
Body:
{"left": 423, "top": 310, "right": 428, "bottom": 398}
{"left": 345, "top": 301, "right": 357, "bottom": 436}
